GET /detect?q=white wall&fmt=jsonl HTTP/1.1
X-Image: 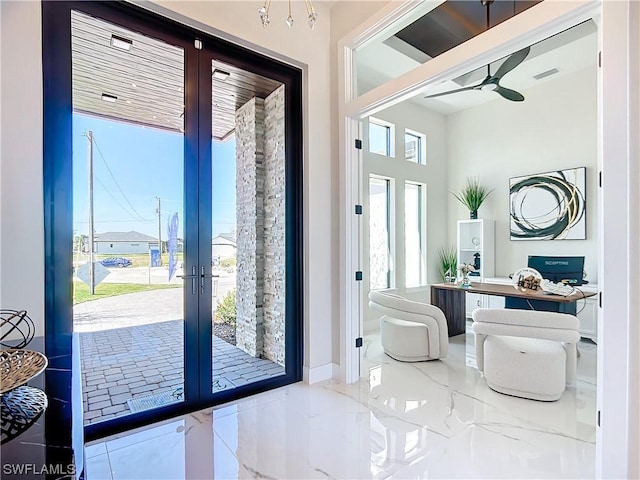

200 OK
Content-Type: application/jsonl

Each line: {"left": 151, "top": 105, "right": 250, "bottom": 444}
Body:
{"left": 0, "top": 1, "right": 44, "bottom": 331}
{"left": 630, "top": 5, "right": 640, "bottom": 477}
{"left": 361, "top": 102, "right": 447, "bottom": 329}
{"left": 446, "top": 66, "right": 598, "bottom": 283}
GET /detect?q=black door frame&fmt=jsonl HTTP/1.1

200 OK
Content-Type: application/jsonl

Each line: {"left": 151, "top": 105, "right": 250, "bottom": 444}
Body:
{"left": 42, "top": 0, "right": 303, "bottom": 441}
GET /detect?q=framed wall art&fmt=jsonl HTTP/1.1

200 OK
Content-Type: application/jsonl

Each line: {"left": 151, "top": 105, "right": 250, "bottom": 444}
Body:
{"left": 509, "top": 167, "right": 586, "bottom": 240}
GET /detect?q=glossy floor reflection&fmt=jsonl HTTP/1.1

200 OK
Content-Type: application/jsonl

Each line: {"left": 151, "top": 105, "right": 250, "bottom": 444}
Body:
{"left": 86, "top": 331, "right": 596, "bottom": 479}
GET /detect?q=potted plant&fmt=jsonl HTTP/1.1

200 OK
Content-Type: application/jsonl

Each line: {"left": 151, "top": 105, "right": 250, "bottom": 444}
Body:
{"left": 452, "top": 177, "right": 494, "bottom": 219}
{"left": 438, "top": 246, "right": 458, "bottom": 283}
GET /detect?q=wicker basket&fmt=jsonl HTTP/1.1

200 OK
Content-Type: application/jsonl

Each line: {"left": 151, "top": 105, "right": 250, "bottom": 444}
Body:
{"left": 0, "top": 349, "right": 48, "bottom": 395}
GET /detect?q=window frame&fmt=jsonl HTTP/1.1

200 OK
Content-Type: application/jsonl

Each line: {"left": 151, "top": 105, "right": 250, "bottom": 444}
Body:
{"left": 404, "top": 181, "right": 427, "bottom": 288}
{"left": 404, "top": 128, "right": 426, "bottom": 165}
{"left": 368, "top": 174, "right": 394, "bottom": 289}
{"left": 368, "top": 117, "right": 395, "bottom": 158}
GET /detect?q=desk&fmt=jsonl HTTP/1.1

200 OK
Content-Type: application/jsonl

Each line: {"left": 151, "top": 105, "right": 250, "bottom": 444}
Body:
{"left": 431, "top": 282, "right": 596, "bottom": 336}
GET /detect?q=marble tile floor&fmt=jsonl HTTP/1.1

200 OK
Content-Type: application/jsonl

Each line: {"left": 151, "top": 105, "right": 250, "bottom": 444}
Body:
{"left": 86, "top": 331, "right": 596, "bottom": 479}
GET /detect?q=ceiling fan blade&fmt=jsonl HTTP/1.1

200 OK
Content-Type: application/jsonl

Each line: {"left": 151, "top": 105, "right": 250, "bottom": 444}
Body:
{"left": 493, "top": 46, "right": 531, "bottom": 80}
{"left": 424, "top": 84, "right": 479, "bottom": 99}
{"left": 495, "top": 85, "right": 524, "bottom": 102}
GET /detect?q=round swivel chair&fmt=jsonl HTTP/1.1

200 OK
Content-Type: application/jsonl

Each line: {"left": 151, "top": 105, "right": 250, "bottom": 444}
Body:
{"left": 368, "top": 290, "right": 448, "bottom": 362}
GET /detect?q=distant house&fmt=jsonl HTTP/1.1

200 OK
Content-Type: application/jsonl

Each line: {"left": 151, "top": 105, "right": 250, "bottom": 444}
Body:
{"left": 95, "top": 231, "right": 159, "bottom": 255}
{"left": 212, "top": 233, "right": 236, "bottom": 260}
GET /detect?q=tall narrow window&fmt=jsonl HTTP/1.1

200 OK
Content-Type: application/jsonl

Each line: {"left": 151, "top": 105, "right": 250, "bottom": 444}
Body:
{"left": 405, "top": 182, "right": 426, "bottom": 287}
{"left": 369, "top": 118, "right": 394, "bottom": 157}
{"left": 369, "top": 176, "right": 392, "bottom": 289}
{"left": 405, "top": 129, "right": 426, "bottom": 164}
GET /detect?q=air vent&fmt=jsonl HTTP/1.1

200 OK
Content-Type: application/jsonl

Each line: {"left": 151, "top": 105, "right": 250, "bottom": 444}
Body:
{"left": 533, "top": 68, "right": 559, "bottom": 80}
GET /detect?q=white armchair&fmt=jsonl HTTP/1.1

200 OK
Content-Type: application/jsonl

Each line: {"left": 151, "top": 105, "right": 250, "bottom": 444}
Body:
{"left": 368, "top": 290, "right": 448, "bottom": 362}
{"left": 472, "top": 308, "right": 580, "bottom": 401}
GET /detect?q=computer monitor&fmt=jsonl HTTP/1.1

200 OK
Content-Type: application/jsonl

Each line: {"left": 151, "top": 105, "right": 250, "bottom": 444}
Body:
{"left": 527, "top": 255, "right": 585, "bottom": 286}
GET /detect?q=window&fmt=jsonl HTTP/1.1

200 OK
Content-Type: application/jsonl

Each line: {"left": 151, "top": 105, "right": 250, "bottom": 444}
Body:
{"left": 405, "top": 182, "right": 426, "bottom": 287}
{"left": 369, "top": 176, "right": 392, "bottom": 289}
{"left": 369, "top": 118, "right": 394, "bottom": 157}
{"left": 405, "top": 129, "right": 426, "bottom": 164}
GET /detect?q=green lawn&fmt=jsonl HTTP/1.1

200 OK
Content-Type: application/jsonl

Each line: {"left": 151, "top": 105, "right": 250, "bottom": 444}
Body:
{"left": 73, "top": 282, "right": 180, "bottom": 305}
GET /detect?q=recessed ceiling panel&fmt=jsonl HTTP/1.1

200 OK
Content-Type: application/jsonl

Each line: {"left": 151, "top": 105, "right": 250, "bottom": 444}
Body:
{"left": 211, "top": 61, "right": 282, "bottom": 141}
{"left": 353, "top": 0, "right": 541, "bottom": 97}
{"left": 71, "top": 10, "right": 184, "bottom": 132}
{"left": 395, "top": 0, "right": 541, "bottom": 59}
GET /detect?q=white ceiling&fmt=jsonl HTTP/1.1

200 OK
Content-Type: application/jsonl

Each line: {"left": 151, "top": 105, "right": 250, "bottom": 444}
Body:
{"left": 357, "top": 20, "right": 597, "bottom": 115}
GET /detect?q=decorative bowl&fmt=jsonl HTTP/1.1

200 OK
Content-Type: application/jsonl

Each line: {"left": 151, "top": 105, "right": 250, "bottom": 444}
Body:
{"left": 0, "top": 349, "right": 48, "bottom": 395}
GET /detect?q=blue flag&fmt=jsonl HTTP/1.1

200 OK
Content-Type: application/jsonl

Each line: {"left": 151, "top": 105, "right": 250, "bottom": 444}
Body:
{"left": 168, "top": 212, "right": 179, "bottom": 281}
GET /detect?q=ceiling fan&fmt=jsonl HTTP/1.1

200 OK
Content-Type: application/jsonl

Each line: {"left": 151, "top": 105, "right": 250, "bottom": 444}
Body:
{"left": 425, "top": 0, "right": 530, "bottom": 102}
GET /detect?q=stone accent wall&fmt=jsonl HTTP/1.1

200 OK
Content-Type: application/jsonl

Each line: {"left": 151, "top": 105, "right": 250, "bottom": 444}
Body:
{"left": 262, "top": 85, "right": 286, "bottom": 365}
{"left": 234, "top": 87, "right": 286, "bottom": 365}
{"left": 235, "top": 98, "right": 265, "bottom": 357}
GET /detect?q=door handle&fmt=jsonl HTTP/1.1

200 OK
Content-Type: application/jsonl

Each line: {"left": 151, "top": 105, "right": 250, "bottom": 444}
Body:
{"left": 178, "top": 266, "right": 197, "bottom": 295}
{"left": 200, "top": 266, "right": 214, "bottom": 294}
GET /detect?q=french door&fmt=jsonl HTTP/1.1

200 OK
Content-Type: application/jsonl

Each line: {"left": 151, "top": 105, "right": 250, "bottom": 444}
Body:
{"left": 43, "top": 1, "right": 302, "bottom": 440}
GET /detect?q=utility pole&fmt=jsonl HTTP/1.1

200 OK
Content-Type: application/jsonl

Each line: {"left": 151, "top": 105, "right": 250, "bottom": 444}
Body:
{"left": 156, "top": 196, "right": 162, "bottom": 265}
{"left": 87, "top": 130, "right": 95, "bottom": 294}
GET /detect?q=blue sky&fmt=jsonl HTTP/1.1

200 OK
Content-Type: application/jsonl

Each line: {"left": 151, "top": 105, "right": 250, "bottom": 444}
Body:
{"left": 73, "top": 114, "right": 236, "bottom": 240}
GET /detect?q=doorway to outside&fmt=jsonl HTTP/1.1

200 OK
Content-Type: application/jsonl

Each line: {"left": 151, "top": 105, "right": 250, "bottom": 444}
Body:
{"left": 43, "top": 1, "right": 302, "bottom": 439}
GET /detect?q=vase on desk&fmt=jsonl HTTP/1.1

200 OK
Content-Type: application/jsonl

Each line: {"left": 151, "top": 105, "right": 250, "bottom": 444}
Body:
{"left": 460, "top": 274, "right": 472, "bottom": 288}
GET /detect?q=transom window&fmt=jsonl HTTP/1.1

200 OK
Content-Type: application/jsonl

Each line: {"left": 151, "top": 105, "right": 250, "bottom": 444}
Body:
{"left": 405, "top": 129, "right": 426, "bottom": 165}
{"left": 369, "top": 117, "right": 395, "bottom": 157}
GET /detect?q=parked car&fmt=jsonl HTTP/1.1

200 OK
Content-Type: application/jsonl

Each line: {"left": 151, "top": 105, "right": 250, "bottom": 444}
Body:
{"left": 100, "top": 257, "right": 133, "bottom": 268}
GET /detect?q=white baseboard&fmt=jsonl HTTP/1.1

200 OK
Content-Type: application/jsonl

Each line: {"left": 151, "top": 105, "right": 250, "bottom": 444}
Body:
{"left": 303, "top": 363, "right": 337, "bottom": 384}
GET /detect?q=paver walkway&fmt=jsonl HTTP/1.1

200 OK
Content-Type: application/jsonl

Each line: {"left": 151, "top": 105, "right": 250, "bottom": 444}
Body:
{"left": 75, "top": 289, "right": 284, "bottom": 425}
{"left": 80, "top": 322, "right": 285, "bottom": 424}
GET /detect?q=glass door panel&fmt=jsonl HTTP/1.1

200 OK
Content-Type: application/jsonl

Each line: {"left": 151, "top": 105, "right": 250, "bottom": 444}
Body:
{"left": 210, "top": 59, "right": 286, "bottom": 394}
{"left": 71, "top": 10, "right": 186, "bottom": 425}
{"left": 44, "top": 1, "right": 303, "bottom": 439}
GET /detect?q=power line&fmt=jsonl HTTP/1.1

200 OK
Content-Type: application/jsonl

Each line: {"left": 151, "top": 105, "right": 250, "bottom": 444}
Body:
{"left": 93, "top": 175, "right": 153, "bottom": 223}
{"left": 92, "top": 134, "right": 153, "bottom": 222}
